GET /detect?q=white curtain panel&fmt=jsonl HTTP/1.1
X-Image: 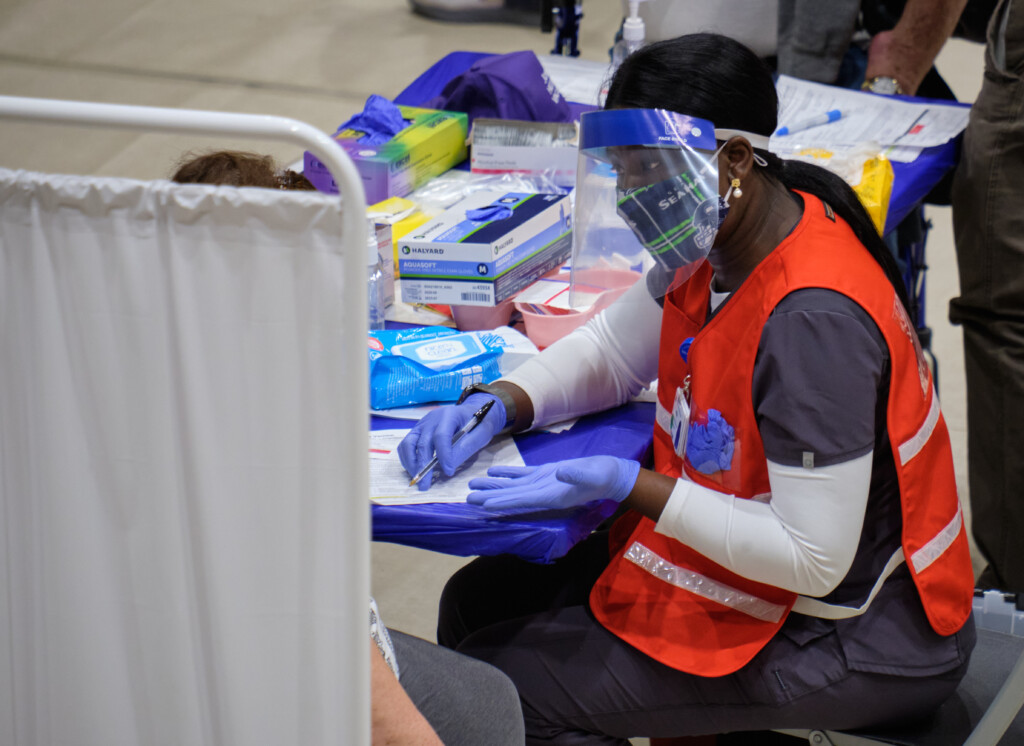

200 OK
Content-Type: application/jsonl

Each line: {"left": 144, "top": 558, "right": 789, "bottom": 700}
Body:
{"left": 0, "top": 169, "right": 365, "bottom": 745}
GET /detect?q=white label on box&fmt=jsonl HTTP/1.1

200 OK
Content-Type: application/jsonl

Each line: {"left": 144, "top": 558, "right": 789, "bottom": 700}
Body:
{"left": 471, "top": 146, "right": 577, "bottom": 189}
{"left": 401, "top": 280, "right": 497, "bottom": 306}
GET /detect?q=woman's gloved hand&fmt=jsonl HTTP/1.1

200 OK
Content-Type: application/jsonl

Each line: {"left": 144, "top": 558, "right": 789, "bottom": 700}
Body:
{"left": 466, "top": 455, "right": 640, "bottom": 511}
{"left": 397, "top": 393, "right": 506, "bottom": 491}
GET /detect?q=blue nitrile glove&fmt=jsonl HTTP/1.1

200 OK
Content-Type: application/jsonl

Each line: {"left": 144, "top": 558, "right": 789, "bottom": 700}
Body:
{"left": 686, "top": 408, "right": 735, "bottom": 475}
{"left": 398, "top": 393, "right": 506, "bottom": 491}
{"left": 338, "top": 94, "right": 408, "bottom": 146}
{"left": 465, "top": 204, "right": 514, "bottom": 222}
{"left": 466, "top": 455, "right": 640, "bottom": 511}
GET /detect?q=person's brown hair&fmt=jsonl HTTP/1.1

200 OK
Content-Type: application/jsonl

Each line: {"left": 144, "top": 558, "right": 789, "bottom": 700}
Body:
{"left": 171, "top": 150, "right": 315, "bottom": 191}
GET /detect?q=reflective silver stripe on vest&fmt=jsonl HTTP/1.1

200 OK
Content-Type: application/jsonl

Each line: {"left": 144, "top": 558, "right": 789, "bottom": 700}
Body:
{"left": 898, "top": 388, "right": 940, "bottom": 465}
{"left": 792, "top": 504, "right": 963, "bottom": 619}
{"left": 792, "top": 546, "right": 905, "bottom": 620}
{"left": 911, "top": 503, "right": 964, "bottom": 574}
{"left": 624, "top": 542, "right": 787, "bottom": 623}
{"left": 656, "top": 400, "right": 672, "bottom": 434}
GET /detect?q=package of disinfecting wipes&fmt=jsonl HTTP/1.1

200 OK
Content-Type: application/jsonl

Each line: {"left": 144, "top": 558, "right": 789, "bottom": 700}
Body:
{"left": 368, "top": 326, "right": 537, "bottom": 409}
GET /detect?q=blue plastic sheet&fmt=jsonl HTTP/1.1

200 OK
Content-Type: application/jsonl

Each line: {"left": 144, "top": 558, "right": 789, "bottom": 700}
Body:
{"left": 878, "top": 92, "right": 969, "bottom": 235}
{"left": 371, "top": 401, "right": 655, "bottom": 563}
{"left": 886, "top": 139, "right": 960, "bottom": 235}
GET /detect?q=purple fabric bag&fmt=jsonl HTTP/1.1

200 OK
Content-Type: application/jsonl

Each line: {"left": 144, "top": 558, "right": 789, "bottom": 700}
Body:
{"left": 425, "top": 50, "right": 573, "bottom": 126}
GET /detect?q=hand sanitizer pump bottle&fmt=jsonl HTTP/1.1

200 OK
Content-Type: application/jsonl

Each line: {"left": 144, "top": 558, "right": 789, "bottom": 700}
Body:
{"left": 366, "top": 219, "right": 386, "bottom": 331}
{"left": 611, "top": 0, "right": 647, "bottom": 70}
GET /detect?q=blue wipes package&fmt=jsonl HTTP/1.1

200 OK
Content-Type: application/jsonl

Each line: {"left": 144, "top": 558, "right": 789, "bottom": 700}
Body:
{"left": 368, "top": 325, "right": 538, "bottom": 409}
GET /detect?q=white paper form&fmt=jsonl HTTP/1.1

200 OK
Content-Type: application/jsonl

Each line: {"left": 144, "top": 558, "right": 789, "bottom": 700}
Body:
{"left": 373, "top": 404, "right": 440, "bottom": 422}
{"left": 374, "top": 406, "right": 576, "bottom": 433}
{"left": 772, "top": 75, "right": 970, "bottom": 162}
{"left": 369, "top": 429, "right": 525, "bottom": 505}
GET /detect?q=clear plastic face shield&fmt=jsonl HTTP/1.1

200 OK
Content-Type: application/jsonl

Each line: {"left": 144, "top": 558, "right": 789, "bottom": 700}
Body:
{"left": 571, "top": 108, "right": 768, "bottom": 304}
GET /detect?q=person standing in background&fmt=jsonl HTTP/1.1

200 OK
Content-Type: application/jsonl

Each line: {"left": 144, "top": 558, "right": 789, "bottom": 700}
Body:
{"left": 778, "top": 0, "right": 969, "bottom": 97}
{"left": 626, "top": 0, "right": 970, "bottom": 97}
{"left": 950, "top": 0, "right": 1024, "bottom": 593}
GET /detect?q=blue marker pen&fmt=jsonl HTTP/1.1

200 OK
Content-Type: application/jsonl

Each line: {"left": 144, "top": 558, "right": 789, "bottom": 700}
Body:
{"left": 775, "top": 109, "right": 843, "bottom": 137}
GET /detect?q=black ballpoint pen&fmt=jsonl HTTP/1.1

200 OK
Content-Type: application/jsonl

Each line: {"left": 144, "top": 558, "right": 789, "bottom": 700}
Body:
{"left": 408, "top": 399, "right": 496, "bottom": 487}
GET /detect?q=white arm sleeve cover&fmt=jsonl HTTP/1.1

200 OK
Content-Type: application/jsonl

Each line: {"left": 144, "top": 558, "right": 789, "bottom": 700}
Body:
{"left": 500, "top": 279, "right": 663, "bottom": 429}
{"left": 654, "top": 453, "right": 873, "bottom": 596}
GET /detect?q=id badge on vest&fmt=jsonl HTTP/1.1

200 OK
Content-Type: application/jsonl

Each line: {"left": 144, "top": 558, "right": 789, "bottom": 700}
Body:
{"left": 670, "top": 382, "right": 691, "bottom": 459}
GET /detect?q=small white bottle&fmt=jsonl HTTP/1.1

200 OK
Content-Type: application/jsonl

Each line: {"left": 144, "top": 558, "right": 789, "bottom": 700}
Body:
{"left": 611, "top": 0, "right": 647, "bottom": 70}
{"left": 366, "top": 219, "right": 386, "bottom": 331}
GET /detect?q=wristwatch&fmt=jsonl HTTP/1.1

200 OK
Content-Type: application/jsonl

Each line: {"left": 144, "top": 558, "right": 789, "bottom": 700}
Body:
{"left": 862, "top": 76, "right": 904, "bottom": 96}
{"left": 457, "top": 382, "right": 517, "bottom": 433}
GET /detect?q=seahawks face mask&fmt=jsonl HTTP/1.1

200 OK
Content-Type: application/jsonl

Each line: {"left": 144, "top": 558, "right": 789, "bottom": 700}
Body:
{"left": 571, "top": 108, "right": 769, "bottom": 303}
{"left": 615, "top": 176, "right": 730, "bottom": 271}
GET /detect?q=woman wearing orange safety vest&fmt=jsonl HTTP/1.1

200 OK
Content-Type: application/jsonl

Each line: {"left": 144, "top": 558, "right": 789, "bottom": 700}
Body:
{"left": 398, "top": 33, "right": 976, "bottom": 744}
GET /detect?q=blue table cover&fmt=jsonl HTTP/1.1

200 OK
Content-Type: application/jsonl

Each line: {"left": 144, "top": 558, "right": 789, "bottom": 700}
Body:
{"left": 371, "top": 402, "right": 654, "bottom": 563}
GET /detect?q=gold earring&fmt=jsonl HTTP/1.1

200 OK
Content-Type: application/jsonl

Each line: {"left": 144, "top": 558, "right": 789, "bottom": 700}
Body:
{"left": 731, "top": 178, "right": 742, "bottom": 199}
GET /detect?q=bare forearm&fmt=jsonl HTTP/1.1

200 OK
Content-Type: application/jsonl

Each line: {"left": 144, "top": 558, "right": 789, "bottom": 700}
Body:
{"left": 866, "top": 0, "right": 969, "bottom": 94}
{"left": 621, "top": 467, "right": 677, "bottom": 520}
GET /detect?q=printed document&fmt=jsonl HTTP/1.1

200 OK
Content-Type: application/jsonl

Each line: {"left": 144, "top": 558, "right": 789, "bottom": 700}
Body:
{"left": 772, "top": 75, "right": 970, "bottom": 162}
{"left": 370, "top": 429, "right": 525, "bottom": 505}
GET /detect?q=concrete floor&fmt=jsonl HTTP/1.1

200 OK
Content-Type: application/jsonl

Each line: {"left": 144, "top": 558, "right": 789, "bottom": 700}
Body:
{"left": 0, "top": 0, "right": 988, "bottom": 691}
